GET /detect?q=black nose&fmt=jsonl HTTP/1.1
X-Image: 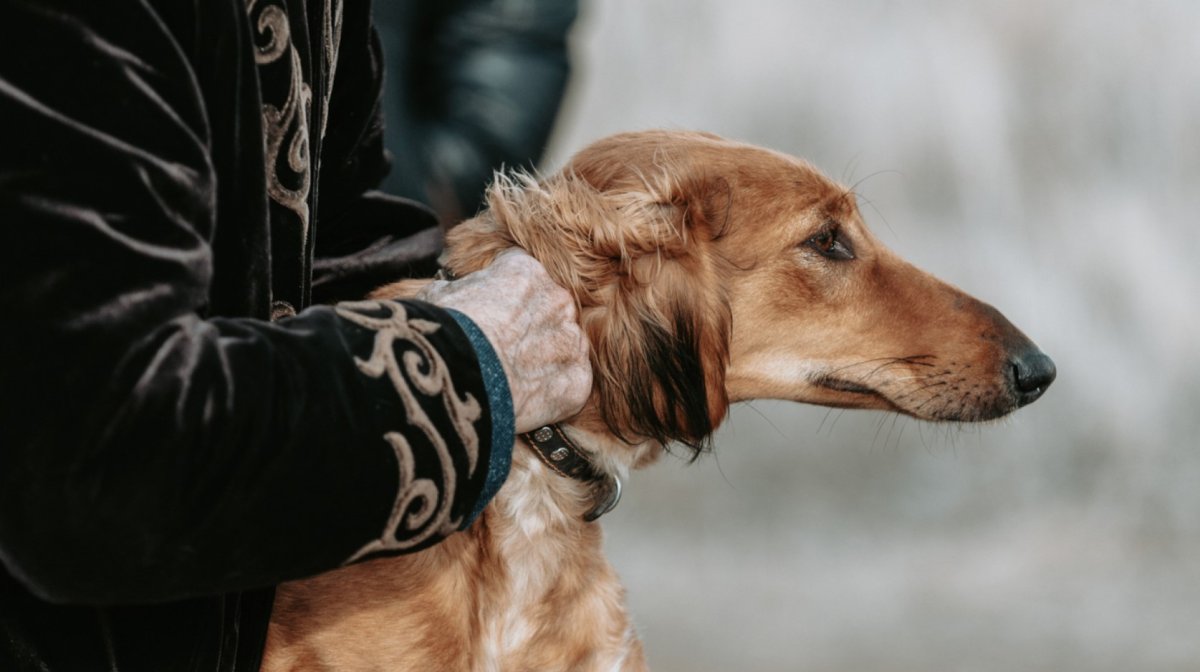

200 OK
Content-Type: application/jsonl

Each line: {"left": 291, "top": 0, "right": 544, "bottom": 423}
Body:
{"left": 1010, "top": 349, "right": 1056, "bottom": 407}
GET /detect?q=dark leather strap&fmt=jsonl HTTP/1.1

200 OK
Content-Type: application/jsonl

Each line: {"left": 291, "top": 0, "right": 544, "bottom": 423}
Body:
{"left": 520, "top": 424, "right": 622, "bottom": 522}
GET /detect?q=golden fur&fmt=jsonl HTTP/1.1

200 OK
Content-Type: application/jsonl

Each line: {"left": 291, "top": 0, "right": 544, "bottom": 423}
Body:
{"left": 263, "top": 130, "right": 1047, "bottom": 671}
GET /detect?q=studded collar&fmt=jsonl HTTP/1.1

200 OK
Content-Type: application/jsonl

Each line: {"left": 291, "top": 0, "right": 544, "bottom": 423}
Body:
{"left": 521, "top": 424, "right": 622, "bottom": 522}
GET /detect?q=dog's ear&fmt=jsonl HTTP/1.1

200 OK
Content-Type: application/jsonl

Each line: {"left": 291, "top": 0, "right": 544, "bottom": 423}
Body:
{"left": 582, "top": 169, "right": 733, "bottom": 456}
{"left": 447, "top": 165, "right": 733, "bottom": 456}
{"left": 542, "top": 157, "right": 729, "bottom": 453}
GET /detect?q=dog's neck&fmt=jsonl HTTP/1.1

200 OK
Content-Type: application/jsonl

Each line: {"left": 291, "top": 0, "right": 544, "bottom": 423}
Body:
{"left": 521, "top": 424, "right": 622, "bottom": 521}
{"left": 451, "top": 422, "right": 649, "bottom": 669}
{"left": 498, "top": 413, "right": 663, "bottom": 526}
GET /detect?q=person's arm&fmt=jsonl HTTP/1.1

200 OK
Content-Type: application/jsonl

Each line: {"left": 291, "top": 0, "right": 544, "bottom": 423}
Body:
{"left": 0, "top": 0, "right": 504, "bottom": 606}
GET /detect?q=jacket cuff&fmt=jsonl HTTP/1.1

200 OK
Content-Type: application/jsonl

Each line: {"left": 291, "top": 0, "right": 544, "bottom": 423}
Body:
{"left": 443, "top": 309, "right": 514, "bottom": 526}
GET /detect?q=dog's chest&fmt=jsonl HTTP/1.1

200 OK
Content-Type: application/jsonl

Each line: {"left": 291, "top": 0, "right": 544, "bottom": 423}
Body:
{"left": 472, "top": 456, "right": 643, "bottom": 671}
{"left": 478, "top": 460, "right": 575, "bottom": 660}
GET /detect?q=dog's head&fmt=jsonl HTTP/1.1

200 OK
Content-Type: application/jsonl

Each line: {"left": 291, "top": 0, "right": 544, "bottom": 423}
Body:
{"left": 442, "top": 130, "right": 1055, "bottom": 459}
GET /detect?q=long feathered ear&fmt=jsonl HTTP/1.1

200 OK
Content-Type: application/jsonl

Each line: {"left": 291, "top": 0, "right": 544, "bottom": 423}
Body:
{"left": 580, "top": 168, "right": 733, "bottom": 457}
{"left": 442, "top": 163, "right": 733, "bottom": 457}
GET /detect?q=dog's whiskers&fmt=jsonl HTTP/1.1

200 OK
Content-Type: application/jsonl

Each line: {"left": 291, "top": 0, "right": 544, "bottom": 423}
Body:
{"left": 825, "top": 353, "right": 937, "bottom": 379}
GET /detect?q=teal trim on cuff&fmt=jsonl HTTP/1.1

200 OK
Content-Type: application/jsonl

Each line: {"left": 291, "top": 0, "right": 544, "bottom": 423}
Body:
{"left": 445, "top": 308, "right": 514, "bottom": 527}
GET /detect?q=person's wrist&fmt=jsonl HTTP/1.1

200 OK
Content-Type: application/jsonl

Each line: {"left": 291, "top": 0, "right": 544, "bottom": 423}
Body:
{"left": 442, "top": 308, "right": 514, "bottom": 527}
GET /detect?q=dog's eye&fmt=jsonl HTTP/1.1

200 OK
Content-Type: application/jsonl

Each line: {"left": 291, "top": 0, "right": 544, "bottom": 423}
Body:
{"left": 805, "top": 227, "right": 855, "bottom": 261}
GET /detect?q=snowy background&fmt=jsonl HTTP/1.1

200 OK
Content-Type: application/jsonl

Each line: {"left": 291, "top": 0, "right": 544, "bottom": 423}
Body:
{"left": 540, "top": 2, "right": 1200, "bottom": 670}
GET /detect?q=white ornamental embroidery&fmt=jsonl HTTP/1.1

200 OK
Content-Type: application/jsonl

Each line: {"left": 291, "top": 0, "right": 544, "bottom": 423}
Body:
{"left": 319, "top": 0, "right": 343, "bottom": 141}
{"left": 334, "top": 300, "right": 482, "bottom": 562}
{"left": 246, "top": 0, "right": 313, "bottom": 240}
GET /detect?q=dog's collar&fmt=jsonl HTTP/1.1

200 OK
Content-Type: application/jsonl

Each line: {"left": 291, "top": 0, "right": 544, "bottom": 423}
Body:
{"left": 521, "top": 424, "right": 622, "bottom": 522}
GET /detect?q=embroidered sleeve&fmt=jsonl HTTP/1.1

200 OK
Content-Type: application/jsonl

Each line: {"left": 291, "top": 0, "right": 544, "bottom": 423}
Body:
{"left": 332, "top": 299, "right": 494, "bottom": 562}
{"left": 442, "top": 309, "right": 516, "bottom": 528}
{"left": 0, "top": 1, "right": 498, "bottom": 604}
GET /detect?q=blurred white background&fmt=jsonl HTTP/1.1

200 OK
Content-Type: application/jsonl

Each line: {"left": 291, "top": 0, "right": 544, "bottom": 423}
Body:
{"left": 540, "top": 2, "right": 1200, "bottom": 670}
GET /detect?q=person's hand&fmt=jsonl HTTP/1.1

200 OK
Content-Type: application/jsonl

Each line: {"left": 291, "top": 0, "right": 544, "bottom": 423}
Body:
{"left": 417, "top": 249, "right": 592, "bottom": 433}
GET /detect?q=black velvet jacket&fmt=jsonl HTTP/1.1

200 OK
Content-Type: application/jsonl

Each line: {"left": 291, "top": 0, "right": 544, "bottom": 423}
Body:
{"left": 0, "top": 1, "right": 506, "bottom": 669}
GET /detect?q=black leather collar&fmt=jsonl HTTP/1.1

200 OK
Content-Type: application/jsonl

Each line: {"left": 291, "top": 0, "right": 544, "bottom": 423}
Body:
{"left": 520, "top": 424, "right": 622, "bottom": 522}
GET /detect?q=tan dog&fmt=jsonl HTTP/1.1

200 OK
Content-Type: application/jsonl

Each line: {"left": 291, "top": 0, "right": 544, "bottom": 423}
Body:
{"left": 263, "top": 130, "right": 1055, "bottom": 671}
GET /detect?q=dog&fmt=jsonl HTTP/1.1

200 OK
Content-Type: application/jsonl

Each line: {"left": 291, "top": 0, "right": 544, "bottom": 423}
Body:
{"left": 262, "top": 130, "right": 1056, "bottom": 671}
